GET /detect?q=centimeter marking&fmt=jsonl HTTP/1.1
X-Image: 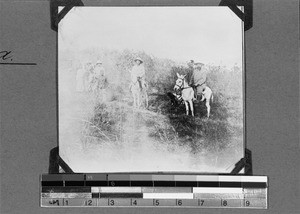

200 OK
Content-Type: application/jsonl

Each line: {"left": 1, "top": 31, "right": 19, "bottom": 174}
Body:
{"left": 40, "top": 174, "right": 268, "bottom": 208}
{"left": 41, "top": 187, "right": 268, "bottom": 208}
{"left": 41, "top": 197, "right": 267, "bottom": 208}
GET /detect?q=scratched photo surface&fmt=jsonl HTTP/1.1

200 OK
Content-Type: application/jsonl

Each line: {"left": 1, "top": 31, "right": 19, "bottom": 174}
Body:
{"left": 58, "top": 7, "right": 244, "bottom": 173}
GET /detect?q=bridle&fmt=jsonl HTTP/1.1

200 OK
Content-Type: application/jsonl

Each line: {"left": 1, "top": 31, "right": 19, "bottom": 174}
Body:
{"left": 175, "top": 77, "right": 192, "bottom": 91}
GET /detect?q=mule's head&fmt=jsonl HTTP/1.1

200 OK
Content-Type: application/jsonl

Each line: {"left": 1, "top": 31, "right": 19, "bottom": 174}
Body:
{"left": 174, "top": 73, "right": 186, "bottom": 90}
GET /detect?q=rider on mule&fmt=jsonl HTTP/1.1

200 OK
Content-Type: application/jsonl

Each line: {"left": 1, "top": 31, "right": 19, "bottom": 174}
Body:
{"left": 190, "top": 62, "right": 208, "bottom": 100}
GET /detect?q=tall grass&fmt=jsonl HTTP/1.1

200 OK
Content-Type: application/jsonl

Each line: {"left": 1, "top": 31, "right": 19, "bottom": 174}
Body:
{"left": 67, "top": 48, "right": 243, "bottom": 156}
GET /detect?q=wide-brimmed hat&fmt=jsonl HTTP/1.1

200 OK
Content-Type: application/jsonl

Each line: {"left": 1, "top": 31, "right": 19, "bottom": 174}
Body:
{"left": 194, "top": 62, "right": 204, "bottom": 67}
{"left": 134, "top": 57, "right": 143, "bottom": 63}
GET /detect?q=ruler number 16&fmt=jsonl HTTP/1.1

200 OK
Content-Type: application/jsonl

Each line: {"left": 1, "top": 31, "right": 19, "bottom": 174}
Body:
{"left": 176, "top": 200, "right": 182, "bottom": 206}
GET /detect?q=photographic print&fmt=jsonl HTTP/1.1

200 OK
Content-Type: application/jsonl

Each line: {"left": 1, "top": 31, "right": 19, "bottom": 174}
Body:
{"left": 58, "top": 7, "right": 244, "bottom": 173}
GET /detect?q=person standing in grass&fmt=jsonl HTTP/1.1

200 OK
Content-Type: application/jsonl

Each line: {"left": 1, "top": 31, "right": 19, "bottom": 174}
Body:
{"left": 129, "top": 57, "right": 146, "bottom": 90}
{"left": 91, "top": 60, "right": 108, "bottom": 101}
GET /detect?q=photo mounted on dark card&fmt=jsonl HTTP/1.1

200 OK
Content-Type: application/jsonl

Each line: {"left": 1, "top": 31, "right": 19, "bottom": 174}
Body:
{"left": 58, "top": 6, "right": 245, "bottom": 173}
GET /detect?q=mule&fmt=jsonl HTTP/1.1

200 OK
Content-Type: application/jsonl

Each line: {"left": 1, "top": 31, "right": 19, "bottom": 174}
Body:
{"left": 174, "top": 73, "right": 213, "bottom": 117}
{"left": 174, "top": 73, "right": 195, "bottom": 116}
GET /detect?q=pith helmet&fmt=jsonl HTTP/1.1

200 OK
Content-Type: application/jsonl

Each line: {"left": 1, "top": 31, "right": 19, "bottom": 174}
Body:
{"left": 134, "top": 57, "right": 143, "bottom": 63}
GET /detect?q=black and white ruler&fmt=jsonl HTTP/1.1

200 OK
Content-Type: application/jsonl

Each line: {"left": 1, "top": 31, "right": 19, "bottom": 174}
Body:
{"left": 41, "top": 174, "right": 267, "bottom": 208}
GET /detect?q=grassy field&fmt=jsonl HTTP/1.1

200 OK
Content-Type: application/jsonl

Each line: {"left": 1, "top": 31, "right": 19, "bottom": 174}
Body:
{"left": 59, "top": 48, "right": 243, "bottom": 172}
{"left": 75, "top": 85, "right": 243, "bottom": 172}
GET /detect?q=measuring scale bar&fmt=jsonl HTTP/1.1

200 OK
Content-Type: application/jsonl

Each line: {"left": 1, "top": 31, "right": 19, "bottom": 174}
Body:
{"left": 41, "top": 174, "right": 268, "bottom": 208}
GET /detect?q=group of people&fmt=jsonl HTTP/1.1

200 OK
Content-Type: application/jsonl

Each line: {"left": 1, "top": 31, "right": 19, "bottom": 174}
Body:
{"left": 75, "top": 60, "right": 108, "bottom": 93}
{"left": 75, "top": 56, "right": 208, "bottom": 105}
{"left": 75, "top": 57, "right": 147, "bottom": 94}
{"left": 127, "top": 57, "right": 209, "bottom": 97}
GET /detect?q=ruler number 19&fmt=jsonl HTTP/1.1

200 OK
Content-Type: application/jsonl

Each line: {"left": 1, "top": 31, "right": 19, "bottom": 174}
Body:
{"left": 245, "top": 200, "right": 250, "bottom": 206}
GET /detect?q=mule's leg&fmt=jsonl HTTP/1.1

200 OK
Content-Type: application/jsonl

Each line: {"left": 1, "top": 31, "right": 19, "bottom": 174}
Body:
{"left": 137, "top": 93, "right": 141, "bottom": 109}
{"left": 206, "top": 99, "right": 211, "bottom": 118}
{"left": 189, "top": 100, "right": 194, "bottom": 117}
{"left": 200, "top": 93, "right": 205, "bottom": 102}
{"left": 184, "top": 101, "right": 189, "bottom": 115}
{"left": 145, "top": 92, "right": 149, "bottom": 109}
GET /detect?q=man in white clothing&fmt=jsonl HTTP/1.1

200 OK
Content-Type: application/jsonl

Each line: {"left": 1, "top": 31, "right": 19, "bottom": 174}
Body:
{"left": 129, "top": 57, "right": 146, "bottom": 90}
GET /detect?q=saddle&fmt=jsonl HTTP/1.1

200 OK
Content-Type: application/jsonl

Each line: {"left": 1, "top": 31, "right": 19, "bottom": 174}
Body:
{"left": 192, "top": 83, "right": 206, "bottom": 100}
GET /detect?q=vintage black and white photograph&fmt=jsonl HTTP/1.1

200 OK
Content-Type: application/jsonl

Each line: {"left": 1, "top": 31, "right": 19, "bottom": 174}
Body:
{"left": 58, "top": 6, "right": 244, "bottom": 173}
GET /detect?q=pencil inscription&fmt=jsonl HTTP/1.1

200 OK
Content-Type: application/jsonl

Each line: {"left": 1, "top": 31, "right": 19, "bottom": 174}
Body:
{"left": 0, "top": 50, "right": 13, "bottom": 61}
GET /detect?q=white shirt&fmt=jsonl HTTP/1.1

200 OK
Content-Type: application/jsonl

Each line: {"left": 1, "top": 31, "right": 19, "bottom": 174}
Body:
{"left": 130, "top": 64, "right": 145, "bottom": 82}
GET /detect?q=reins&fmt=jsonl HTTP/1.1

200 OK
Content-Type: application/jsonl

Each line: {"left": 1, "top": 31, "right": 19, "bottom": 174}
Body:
{"left": 176, "top": 77, "right": 193, "bottom": 91}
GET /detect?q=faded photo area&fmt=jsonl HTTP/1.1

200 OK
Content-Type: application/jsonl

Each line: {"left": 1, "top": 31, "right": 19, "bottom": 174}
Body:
{"left": 58, "top": 7, "right": 244, "bottom": 173}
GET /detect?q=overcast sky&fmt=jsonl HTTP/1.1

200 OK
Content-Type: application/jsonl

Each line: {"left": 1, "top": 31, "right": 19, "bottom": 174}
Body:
{"left": 59, "top": 7, "right": 243, "bottom": 67}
